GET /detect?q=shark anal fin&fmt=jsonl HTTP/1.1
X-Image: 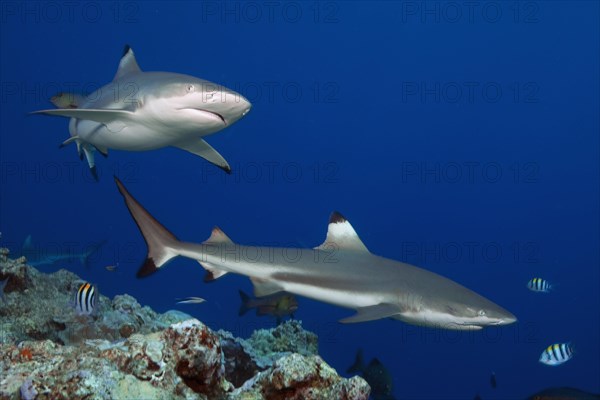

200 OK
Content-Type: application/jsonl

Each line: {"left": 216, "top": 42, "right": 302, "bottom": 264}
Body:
{"left": 315, "top": 212, "right": 369, "bottom": 252}
{"left": 250, "top": 277, "right": 284, "bottom": 297}
{"left": 199, "top": 261, "right": 229, "bottom": 282}
{"left": 173, "top": 138, "right": 231, "bottom": 174}
{"left": 339, "top": 303, "right": 402, "bottom": 324}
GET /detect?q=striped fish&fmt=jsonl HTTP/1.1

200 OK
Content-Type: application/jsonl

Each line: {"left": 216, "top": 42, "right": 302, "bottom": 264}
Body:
{"left": 527, "top": 277, "right": 552, "bottom": 293}
{"left": 75, "top": 282, "right": 97, "bottom": 315}
{"left": 539, "top": 343, "right": 574, "bottom": 366}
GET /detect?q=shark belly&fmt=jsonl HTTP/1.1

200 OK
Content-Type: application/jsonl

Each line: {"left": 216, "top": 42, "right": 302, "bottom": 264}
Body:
{"left": 279, "top": 281, "right": 382, "bottom": 310}
{"left": 75, "top": 119, "right": 184, "bottom": 151}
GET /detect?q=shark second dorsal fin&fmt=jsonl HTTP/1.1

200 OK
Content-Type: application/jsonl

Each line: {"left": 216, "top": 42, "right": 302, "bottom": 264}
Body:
{"left": 114, "top": 45, "right": 142, "bottom": 81}
{"left": 203, "top": 227, "right": 234, "bottom": 245}
{"left": 315, "top": 211, "right": 369, "bottom": 252}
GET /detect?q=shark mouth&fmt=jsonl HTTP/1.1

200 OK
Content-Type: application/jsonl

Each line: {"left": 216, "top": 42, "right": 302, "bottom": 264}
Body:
{"left": 179, "top": 108, "right": 227, "bottom": 126}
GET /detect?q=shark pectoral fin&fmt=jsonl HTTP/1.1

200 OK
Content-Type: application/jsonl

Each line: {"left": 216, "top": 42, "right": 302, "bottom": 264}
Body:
{"left": 250, "top": 277, "right": 284, "bottom": 297}
{"left": 30, "top": 109, "right": 132, "bottom": 125}
{"left": 173, "top": 139, "right": 231, "bottom": 174}
{"left": 339, "top": 303, "right": 402, "bottom": 324}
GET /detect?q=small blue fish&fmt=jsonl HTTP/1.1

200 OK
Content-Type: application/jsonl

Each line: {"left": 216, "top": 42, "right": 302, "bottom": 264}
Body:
{"left": 527, "top": 277, "right": 552, "bottom": 293}
{"left": 74, "top": 282, "right": 97, "bottom": 315}
{"left": 539, "top": 343, "right": 574, "bottom": 366}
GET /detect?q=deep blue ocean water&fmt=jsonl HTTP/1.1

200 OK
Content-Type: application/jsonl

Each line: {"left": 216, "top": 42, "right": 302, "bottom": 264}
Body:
{"left": 1, "top": 2, "right": 598, "bottom": 399}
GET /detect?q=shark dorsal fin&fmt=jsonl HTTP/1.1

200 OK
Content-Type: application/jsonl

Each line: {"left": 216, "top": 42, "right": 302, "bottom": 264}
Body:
{"left": 113, "top": 45, "right": 141, "bottom": 81}
{"left": 315, "top": 211, "right": 369, "bottom": 252}
{"left": 204, "top": 227, "right": 234, "bottom": 245}
{"left": 23, "top": 235, "right": 33, "bottom": 251}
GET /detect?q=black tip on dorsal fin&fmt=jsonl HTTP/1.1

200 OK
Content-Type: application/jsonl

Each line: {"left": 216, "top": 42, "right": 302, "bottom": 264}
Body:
{"left": 122, "top": 44, "right": 131, "bottom": 57}
{"left": 330, "top": 211, "right": 347, "bottom": 224}
{"left": 137, "top": 258, "right": 158, "bottom": 278}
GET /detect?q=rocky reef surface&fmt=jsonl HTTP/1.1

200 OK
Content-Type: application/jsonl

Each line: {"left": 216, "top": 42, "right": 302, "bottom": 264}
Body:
{"left": 0, "top": 247, "right": 370, "bottom": 399}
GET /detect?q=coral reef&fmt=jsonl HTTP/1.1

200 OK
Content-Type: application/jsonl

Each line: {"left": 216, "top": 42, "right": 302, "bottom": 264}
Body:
{"left": 0, "top": 247, "right": 370, "bottom": 399}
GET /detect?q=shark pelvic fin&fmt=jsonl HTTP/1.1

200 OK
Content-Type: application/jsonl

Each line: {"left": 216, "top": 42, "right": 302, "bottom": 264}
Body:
{"left": 339, "top": 303, "right": 402, "bottom": 324}
{"left": 315, "top": 211, "right": 369, "bottom": 252}
{"left": 82, "top": 146, "right": 98, "bottom": 181}
{"left": 200, "top": 227, "right": 234, "bottom": 282}
{"left": 250, "top": 278, "right": 284, "bottom": 297}
{"left": 174, "top": 138, "right": 232, "bottom": 174}
{"left": 59, "top": 136, "right": 80, "bottom": 148}
{"left": 114, "top": 45, "right": 142, "bottom": 81}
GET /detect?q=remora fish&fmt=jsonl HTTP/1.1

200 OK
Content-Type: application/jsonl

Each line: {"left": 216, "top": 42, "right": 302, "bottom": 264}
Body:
{"left": 32, "top": 45, "right": 251, "bottom": 178}
{"left": 114, "top": 178, "right": 517, "bottom": 330}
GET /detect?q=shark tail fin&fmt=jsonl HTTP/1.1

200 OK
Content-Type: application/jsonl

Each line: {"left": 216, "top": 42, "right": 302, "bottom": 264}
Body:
{"left": 346, "top": 349, "right": 364, "bottom": 374}
{"left": 114, "top": 177, "right": 181, "bottom": 278}
{"left": 238, "top": 290, "right": 252, "bottom": 316}
{"left": 81, "top": 239, "right": 107, "bottom": 268}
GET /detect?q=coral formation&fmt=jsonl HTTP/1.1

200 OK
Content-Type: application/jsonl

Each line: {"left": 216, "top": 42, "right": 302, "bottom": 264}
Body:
{"left": 0, "top": 247, "right": 370, "bottom": 399}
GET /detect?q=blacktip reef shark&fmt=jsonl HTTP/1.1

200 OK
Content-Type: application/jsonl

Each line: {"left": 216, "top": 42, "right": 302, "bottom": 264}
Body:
{"left": 115, "top": 178, "right": 516, "bottom": 330}
{"left": 32, "top": 45, "right": 252, "bottom": 180}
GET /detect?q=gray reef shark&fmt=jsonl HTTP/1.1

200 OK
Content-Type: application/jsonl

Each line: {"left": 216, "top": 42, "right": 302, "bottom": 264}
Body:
{"left": 115, "top": 178, "right": 517, "bottom": 330}
{"left": 20, "top": 235, "right": 105, "bottom": 268}
{"left": 32, "top": 45, "right": 252, "bottom": 180}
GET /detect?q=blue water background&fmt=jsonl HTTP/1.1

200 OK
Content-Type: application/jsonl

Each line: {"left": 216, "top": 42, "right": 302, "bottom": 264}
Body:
{"left": 1, "top": 2, "right": 598, "bottom": 399}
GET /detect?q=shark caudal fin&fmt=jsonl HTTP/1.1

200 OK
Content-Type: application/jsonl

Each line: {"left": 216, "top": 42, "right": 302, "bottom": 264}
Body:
{"left": 346, "top": 349, "right": 365, "bottom": 374}
{"left": 114, "top": 177, "right": 180, "bottom": 277}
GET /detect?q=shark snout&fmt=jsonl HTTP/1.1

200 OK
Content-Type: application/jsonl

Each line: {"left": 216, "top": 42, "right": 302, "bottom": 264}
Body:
{"left": 497, "top": 312, "right": 517, "bottom": 326}
{"left": 228, "top": 93, "right": 251, "bottom": 123}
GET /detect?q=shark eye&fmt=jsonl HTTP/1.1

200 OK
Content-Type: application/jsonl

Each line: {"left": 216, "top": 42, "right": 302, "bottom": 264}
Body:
{"left": 186, "top": 84, "right": 195, "bottom": 93}
{"left": 478, "top": 310, "right": 486, "bottom": 316}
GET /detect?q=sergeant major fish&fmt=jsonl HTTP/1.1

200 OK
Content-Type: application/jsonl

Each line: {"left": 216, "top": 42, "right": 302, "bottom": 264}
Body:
{"left": 75, "top": 282, "right": 97, "bottom": 316}
{"left": 527, "top": 278, "right": 553, "bottom": 293}
{"left": 539, "top": 343, "right": 574, "bottom": 366}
